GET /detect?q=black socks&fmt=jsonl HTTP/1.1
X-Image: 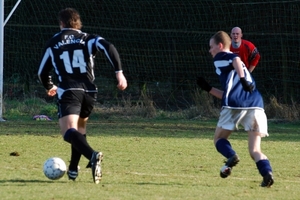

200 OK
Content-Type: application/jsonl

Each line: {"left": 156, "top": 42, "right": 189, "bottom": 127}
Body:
{"left": 64, "top": 128, "right": 94, "bottom": 161}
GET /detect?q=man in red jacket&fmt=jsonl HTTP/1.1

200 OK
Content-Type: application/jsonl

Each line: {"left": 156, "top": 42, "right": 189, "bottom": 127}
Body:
{"left": 230, "top": 27, "right": 260, "bottom": 72}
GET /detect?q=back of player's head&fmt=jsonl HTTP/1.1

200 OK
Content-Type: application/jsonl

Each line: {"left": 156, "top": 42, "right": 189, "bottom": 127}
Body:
{"left": 211, "top": 31, "right": 231, "bottom": 49}
{"left": 58, "top": 8, "right": 82, "bottom": 29}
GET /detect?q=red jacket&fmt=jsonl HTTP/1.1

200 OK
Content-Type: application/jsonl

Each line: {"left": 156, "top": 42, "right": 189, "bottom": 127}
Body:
{"left": 230, "top": 39, "right": 260, "bottom": 69}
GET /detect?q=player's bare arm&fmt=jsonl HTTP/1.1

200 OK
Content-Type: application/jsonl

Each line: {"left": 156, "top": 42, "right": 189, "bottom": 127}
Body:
{"left": 233, "top": 57, "right": 254, "bottom": 92}
{"left": 232, "top": 57, "right": 245, "bottom": 78}
{"left": 209, "top": 87, "right": 223, "bottom": 99}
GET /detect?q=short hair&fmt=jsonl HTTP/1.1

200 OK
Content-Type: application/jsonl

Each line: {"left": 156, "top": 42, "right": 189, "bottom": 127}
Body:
{"left": 211, "top": 31, "right": 231, "bottom": 49}
{"left": 58, "top": 8, "right": 82, "bottom": 29}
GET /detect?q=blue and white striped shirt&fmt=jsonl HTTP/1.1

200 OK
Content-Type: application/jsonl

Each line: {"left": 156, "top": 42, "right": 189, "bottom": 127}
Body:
{"left": 213, "top": 52, "right": 264, "bottom": 109}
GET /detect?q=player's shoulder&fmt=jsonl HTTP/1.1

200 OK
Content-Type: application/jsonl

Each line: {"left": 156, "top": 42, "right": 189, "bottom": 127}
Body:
{"left": 242, "top": 39, "right": 255, "bottom": 47}
{"left": 214, "top": 51, "right": 237, "bottom": 62}
{"left": 47, "top": 31, "right": 62, "bottom": 42}
{"left": 221, "top": 51, "right": 238, "bottom": 57}
{"left": 83, "top": 32, "right": 105, "bottom": 42}
{"left": 43, "top": 32, "right": 61, "bottom": 47}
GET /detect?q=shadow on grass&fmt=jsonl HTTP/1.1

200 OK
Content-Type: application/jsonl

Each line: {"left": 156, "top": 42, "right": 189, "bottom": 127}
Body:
{"left": 136, "top": 182, "right": 184, "bottom": 186}
{"left": 0, "top": 179, "right": 65, "bottom": 184}
{"left": 1, "top": 119, "right": 300, "bottom": 142}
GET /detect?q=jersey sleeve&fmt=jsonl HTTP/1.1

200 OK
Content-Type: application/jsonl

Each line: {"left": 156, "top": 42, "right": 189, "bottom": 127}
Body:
{"left": 243, "top": 40, "right": 260, "bottom": 67}
{"left": 37, "top": 46, "right": 54, "bottom": 90}
{"left": 94, "top": 37, "right": 122, "bottom": 72}
{"left": 249, "top": 46, "right": 260, "bottom": 67}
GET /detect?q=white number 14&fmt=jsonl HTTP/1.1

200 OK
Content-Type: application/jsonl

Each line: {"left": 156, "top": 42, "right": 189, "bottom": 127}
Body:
{"left": 60, "top": 49, "right": 87, "bottom": 73}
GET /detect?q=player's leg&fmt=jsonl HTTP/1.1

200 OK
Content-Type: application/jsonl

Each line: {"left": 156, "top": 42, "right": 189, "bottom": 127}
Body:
{"left": 69, "top": 143, "right": 84, "bottom": 178}
{"left": 214, "top": 127, "right": 234, "bottom": 156}
{"left": 69, "top": 117, "right": 89, "bottom": 171}
{"left": 243, "top": 109, "right": 274, "bottom": 187}
{"left": 247, "top": 131, "right": 267, "bottom": 161}
{"left": 58, "top": 90, "right": 95, "bottom": 161}
{"left": 57, "top": 90, "right": 82, "bottom": 180}
{"left": 69, "top": 118, "right": 88, "bottom": 169}
{"left": 214, "top": 127, "right": 239, "bottom": 178}
{"left": 68, "top": 144, "right": 82, "bottom": 180}
{"left": 77, "top": 117, "right": 88, "bottom": 135}
{"left": 248, "top": 131, "right": 274, "bottom": 187}
{"left": 60, "top": 115, "right": 94, "bottom": 160}
{"left": 69, "top": 118, "right": 88, "bottom": 166}
{"left": 58, "top": 90, "right": 100, "bottom": 183}
{"left": 80, "top": 91, "right": 103, "bottom": 184}
{"left": 62, "top": 116, "right": 102, "bottom": 183}
{"left": 67, "top": 117, "right": 88, "bottom": 180}
{"left": 215, "top": 108, "right": 243, "bottom": 178}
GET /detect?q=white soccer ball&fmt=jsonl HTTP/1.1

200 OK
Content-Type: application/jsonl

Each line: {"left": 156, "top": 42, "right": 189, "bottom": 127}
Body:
{"left": 43, "top": 157, "right": 67, "bottom": 180}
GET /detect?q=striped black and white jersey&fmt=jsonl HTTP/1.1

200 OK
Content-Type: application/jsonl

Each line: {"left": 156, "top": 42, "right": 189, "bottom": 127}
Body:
{"left": 38, "top": 28, "right": 122, "bottom": 91}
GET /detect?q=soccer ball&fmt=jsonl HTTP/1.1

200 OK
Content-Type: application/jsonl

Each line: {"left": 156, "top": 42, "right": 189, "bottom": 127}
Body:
{"left": 43, "top": 157, "right": 67, "bottom": 180}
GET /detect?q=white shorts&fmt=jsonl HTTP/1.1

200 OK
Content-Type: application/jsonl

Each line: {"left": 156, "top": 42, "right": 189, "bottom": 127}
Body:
{"left": 217, "top": 108, "right": 269, "bottom": 137}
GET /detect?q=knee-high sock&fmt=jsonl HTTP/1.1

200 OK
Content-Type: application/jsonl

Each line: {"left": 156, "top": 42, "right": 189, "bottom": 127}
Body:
{"left": 69, "top": 134, "right": 86, "bottom": 171}
{"left": 215, "top": 138, "right": 236, "bottom": 158}
{"left": 256, "top": 159, "right": 273, "bottom": 176}
{"left": 64, "top": 128, "right": 94, "bottom": 160}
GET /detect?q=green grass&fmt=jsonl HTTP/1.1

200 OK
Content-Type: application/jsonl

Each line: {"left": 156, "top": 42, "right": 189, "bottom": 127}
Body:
{"left": 1, "top": 118, "right": 300, "bottom": 200}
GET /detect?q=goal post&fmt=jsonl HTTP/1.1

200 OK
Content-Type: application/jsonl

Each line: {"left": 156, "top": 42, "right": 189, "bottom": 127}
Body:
{"left": 0, "top": 0, "right": 4, "bottom": 121}
{"left": 0, "top": 0, "right": 22, "bottom": 121}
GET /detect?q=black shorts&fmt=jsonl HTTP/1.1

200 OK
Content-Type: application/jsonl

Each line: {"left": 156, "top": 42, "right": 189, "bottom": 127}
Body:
{"left": 57, "top": 90, "right": 97, "bottom": 118}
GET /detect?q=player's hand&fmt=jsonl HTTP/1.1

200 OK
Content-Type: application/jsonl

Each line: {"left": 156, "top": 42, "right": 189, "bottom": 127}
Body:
{"left": 46, "top": 85, "right": 58, "bottom": 96}
{"left": 196, "top": 77, "right": 212, "bottom": 92}
{"left": 116, "top": 72, "right": 127, "bottom": 91}
{"left": 240, "top": 78, "right": 254, "bottom": 93}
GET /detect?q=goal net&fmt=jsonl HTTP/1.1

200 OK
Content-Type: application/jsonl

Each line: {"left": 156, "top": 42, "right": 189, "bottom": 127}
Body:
{"left": 3, "top": 0, "right": 300, "bottom": 110}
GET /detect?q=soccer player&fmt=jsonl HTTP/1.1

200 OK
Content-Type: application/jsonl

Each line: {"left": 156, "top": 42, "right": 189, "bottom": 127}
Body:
{"left": 37, "top": 8, "right": 127, "bottom": 184}
{"left": 230, "top": 27, "right": 260, "bottom": 72}
{"left": 196, "top": 31, "right": 274, "bottom": 187}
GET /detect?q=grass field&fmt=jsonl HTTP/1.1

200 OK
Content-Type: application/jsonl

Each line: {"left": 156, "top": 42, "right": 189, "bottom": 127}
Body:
{"left": 1, "top": 117, "right": 300, "bottom": 200}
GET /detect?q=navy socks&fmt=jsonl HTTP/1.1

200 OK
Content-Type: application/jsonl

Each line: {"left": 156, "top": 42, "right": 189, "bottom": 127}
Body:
{"left": 215, "top": 138, "right": 236, "bottom": 158}
{"left": 215, "top": 138, "right": 273, "bottom": 178}
{"left": 256, "top": 159, "right": 273, "bottom": 176}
